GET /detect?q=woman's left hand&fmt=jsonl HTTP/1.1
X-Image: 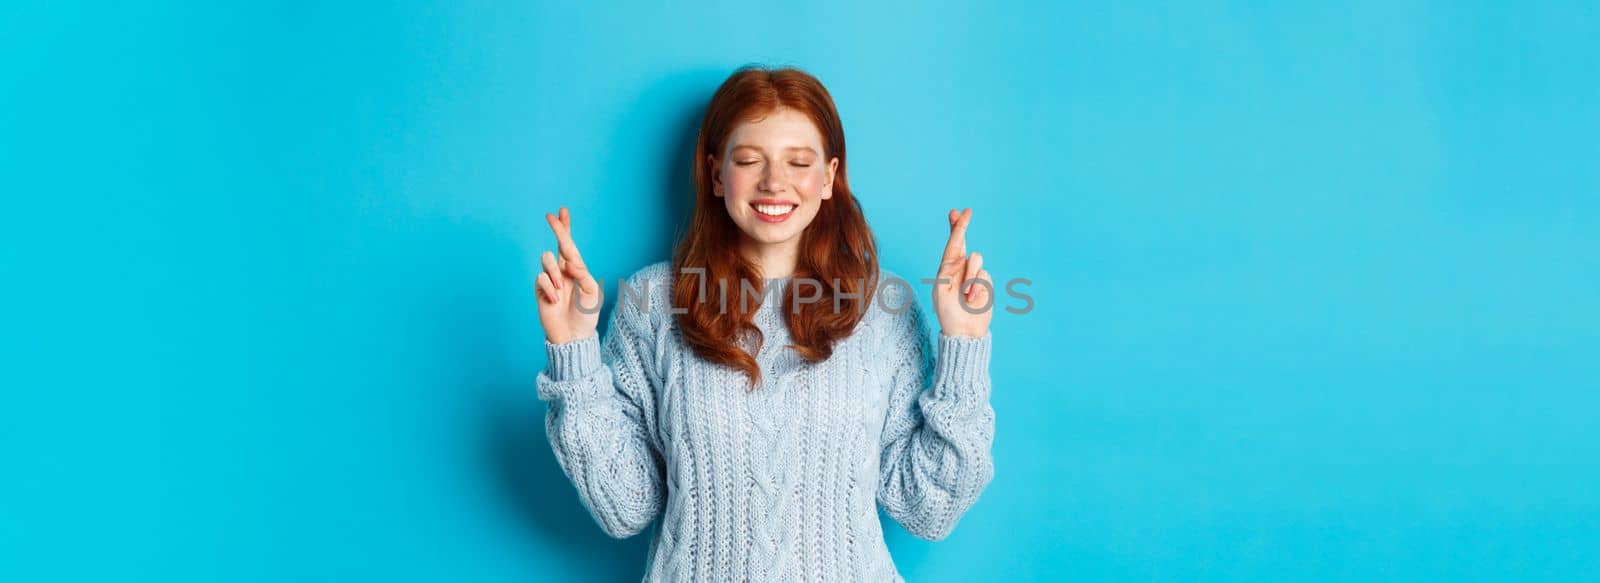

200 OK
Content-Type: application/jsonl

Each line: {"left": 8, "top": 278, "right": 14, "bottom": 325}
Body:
{"left": 931, "top": 208, "right": 994, "bottom": 338}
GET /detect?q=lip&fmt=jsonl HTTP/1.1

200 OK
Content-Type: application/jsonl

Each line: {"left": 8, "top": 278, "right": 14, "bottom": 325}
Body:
{"left": 749, "top": 199, "right": 798, "bottom": 223}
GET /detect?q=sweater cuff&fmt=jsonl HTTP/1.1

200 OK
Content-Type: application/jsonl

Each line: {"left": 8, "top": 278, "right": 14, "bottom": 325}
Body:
{"left": 931, "top": 331, "right": 992, "bottom": 402}
{"left": 544, "top": 335, "right": 602, "bottom": 383}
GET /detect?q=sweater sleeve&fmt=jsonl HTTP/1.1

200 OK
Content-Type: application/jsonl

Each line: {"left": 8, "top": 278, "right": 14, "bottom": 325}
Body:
{"left": 536, "top": 293, "right": 666, "bottom": 539}
{"left": 876, "top": 298, "right": 996, "bottom": 541}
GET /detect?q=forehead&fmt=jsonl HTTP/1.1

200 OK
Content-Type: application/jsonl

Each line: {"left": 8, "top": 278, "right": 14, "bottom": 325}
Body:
{"left": 726, "top": 108, "right": 824, "bottom": 153}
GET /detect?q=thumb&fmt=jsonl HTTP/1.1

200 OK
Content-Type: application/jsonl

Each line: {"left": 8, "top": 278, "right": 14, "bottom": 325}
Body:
{"left": 576, "top": 273, "right": 599, "bottom": 296}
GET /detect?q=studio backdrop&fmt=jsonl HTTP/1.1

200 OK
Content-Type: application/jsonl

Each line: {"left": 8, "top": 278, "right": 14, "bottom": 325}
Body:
{"left": 3, "top": 1, "right": 1597, "bottom": 581}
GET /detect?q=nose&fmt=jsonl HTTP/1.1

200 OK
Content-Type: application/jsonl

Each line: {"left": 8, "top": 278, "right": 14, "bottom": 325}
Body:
{"left": 759, "top": 163, "right": 788, "bottom": 192}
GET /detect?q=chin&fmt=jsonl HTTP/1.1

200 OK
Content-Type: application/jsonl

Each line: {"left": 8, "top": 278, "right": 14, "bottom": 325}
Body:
{"left": 743, "top": 226, "right": 801, "bottom": 245}
{"left": 733, "top": 218, "right": 800, "bottom": 242}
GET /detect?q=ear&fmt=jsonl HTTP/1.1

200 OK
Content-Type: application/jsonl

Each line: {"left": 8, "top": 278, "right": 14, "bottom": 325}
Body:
{"left": 822, "top": 157, "right": 839, "bottom": 199}
{"left": 708, "top": 154, "right": 724, "bottom": 197}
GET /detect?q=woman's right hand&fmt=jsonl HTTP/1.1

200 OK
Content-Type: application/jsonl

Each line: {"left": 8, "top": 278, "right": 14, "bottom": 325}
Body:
{"left": 534, "top": 207, "right": 603, "bottom": 344}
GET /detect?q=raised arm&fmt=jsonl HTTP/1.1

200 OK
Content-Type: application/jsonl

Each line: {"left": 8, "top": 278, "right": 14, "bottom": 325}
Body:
{"left": 537, "top": 297, "right": 666, "bottom": 538}
{"left": 876, "top": 298, "right": 995, "bottom": 541}
{"left": 877, "top": 207, "right": 997, "bottom": 541}
{"left": 532, "top": 207, "right": 664, "bottom": 538}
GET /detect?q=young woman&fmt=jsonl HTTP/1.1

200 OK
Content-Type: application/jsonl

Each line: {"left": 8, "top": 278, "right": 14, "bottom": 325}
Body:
{"left": 532, "top": 66, "right": 995, "bottom": 582}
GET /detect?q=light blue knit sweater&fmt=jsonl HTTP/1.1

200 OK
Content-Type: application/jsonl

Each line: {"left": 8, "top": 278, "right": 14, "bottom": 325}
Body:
{"left": 537, "top": 261, "right": 995, "bottom": 581}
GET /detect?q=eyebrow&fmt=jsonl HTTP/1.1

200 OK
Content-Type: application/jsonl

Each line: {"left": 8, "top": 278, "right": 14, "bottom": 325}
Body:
{"left": 729, "top": 145, "right": 818, "bottom": 155}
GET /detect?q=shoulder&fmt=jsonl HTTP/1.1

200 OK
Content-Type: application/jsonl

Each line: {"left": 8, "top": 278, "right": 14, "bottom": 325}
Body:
{"left": 870, "top": 267, "right": 917, "bottom": 314}
{"left": 622, "top": 260, "right": 675, "bottom": 293}
{"left": 864, "top": 266, "right": 931, "bottom": 347}
{"left": 611, "top": 260, "right": 677, "bottom": 329}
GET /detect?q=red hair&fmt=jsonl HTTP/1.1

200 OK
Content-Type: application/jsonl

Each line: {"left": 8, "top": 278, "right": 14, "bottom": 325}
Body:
{"left": 672, "top": 66, "right": 879, "bottom": 390}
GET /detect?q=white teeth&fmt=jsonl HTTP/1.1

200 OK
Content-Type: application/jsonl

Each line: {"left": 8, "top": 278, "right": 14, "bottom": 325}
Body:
{"left": 754, "top": 204, "right": 796, "bottom": 216}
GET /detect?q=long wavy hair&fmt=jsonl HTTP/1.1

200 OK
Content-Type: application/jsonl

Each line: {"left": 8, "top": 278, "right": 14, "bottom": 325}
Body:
{"left": 672, "top": 66, "right": 879, "bottom": 390}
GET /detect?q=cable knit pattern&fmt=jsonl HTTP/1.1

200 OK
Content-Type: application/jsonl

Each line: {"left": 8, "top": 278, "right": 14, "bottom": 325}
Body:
{"left": 536, "top": 261, "right": 995, "bottom": 582}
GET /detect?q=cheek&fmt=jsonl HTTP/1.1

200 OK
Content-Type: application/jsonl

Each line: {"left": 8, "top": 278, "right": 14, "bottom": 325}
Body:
{"left": 792, "top": 168, "right": 826, "bottom": 194}
{"left": 726, "top": 168, "right": 760, "bottom": 193}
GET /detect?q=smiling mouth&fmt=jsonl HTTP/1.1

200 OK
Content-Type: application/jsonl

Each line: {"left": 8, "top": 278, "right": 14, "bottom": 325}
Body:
{"left": 751, "top": 203, "right": 797, "bottom": 218}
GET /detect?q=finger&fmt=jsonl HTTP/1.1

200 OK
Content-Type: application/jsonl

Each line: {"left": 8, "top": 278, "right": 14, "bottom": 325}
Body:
{"left": 548, "top": 209, "right": 588, "bottom": 272}
{"left": 964, "top": 251, "right": 984, "bottom": 296}
{"left": 541, "top": 250, "right": 563, "bottom": 290}
{"left": 552, "top": 214, "right": 599, "bottom": 294}
{"left": 972, "top": 268, "right": 993, "bottom": 306}
{"left": 563, "top": 256, "right": 597, "bottom": 295}
{"left": 942, "top": 208, "right": 972, "bottom": 263}
{"left": 934, "top": 211, "right": 960, "bottom": 262}
{"left": 940, "top": 211, "right": 974, "bottom": 284}
{"left": 959, "top": 208, "right": 973, "bottom": 261}
{"left": 535, "top": 272, "right": 558, "bottom": 303}
{"left": 941, "top": 209, "right": 956, "bottom": 256}
{"left": 575, "top": 271, "right": 598, "bottom": 295}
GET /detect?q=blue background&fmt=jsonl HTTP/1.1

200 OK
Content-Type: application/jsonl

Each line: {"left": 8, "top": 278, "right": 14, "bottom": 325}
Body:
{"left": 4, "top": 1, "right": 1597, "bottom": 581}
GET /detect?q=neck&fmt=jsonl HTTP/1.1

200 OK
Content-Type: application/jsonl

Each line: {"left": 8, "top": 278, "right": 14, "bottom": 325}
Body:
{"left": 740, "top": 236, "right": 800, "bottom": 279}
